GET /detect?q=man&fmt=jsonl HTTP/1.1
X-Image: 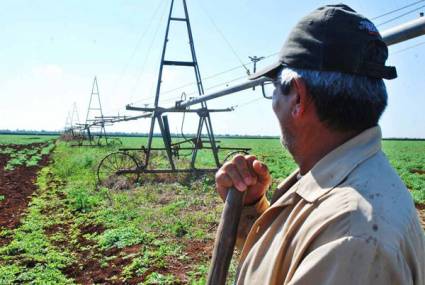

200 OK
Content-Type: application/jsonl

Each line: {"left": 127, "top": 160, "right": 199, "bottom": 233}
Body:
{"left": 215, "top": 4, "right": 425, "bottom": 285}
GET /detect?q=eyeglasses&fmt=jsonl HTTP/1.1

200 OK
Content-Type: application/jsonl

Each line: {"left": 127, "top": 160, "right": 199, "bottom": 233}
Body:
{"left": 261, "top": 77, "right": 284, "bottom": 100}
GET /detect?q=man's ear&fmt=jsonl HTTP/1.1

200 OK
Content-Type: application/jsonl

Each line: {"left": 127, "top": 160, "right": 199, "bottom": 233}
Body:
{"left": 291, "top": 77, "right": 310, "bottom": 118}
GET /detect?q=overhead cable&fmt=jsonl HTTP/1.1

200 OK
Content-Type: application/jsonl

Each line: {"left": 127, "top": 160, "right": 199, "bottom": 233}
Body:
{"left": 128, "top": 0, "right": 170, "bottom": 102}
{"left": 160, "top": 51, "right": 279, "bottom": 96}
{"left": 111, "top": 0, "right": 166, "bottom": 100}
{"left": 372, "top": 0, "right": 425, "bottom": 20}
{"left": 195, "top": 1, "right": 251, "bottom": 75}
{"left": 235, "top": 97, "right": 264, "bottom": 109}
{"left": 391, "top": 40, "right": 425, "bottom": 55}
{"left": 377, "top": 4, "right": 425, "bottom": 26}
{"left": 128, "top": 50, "right": 279, "bottom": 106}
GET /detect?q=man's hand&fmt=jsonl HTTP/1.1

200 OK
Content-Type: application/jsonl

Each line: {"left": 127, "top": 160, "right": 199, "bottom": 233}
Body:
{"left": 215, "top": 154, "right": 271, "bottom": 206}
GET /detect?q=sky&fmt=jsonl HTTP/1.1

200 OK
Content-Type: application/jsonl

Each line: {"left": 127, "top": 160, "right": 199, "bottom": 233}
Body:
{"left": 1, "top": 0, "right": 424, "bottom": 138}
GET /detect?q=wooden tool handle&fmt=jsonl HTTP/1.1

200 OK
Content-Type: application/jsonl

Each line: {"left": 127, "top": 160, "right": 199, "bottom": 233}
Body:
{"left": 207, "top": 187, "right": 247, "bottom": 285}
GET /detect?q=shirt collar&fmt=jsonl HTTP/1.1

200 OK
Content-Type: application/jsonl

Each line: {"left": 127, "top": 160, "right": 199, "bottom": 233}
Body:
{"left": 295, "top": 126, "right": 382, "bottom": 203}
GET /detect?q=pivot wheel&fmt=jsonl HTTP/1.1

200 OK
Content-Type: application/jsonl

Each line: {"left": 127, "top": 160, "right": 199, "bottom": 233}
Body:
{"left": 97, "top": 151, "right": 140, "bottom": 187}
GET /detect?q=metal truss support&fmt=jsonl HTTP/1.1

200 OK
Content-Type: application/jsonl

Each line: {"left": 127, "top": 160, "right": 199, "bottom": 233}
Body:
{"left": 144, "top": 0, "right": 221, "bottom": 170}
{"left": 85, "top": 76, "right": 108, "bottom": 145}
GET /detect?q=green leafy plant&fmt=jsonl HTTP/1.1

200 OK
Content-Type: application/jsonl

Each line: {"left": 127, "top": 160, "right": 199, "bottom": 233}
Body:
{"left": 66, "top": 186, "right": 100, "bottom": 213}
{"left": 143, "top": 272, "right": 178, "bottom": 284}
{"left": 98, "top": 227, "right": 155, "bottom": 249}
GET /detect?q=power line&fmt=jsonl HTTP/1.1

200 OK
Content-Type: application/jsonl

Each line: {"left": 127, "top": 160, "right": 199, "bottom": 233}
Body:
{"left": 166, "top": 74, "right": 248, "bottom": 99}
{"left": 131, "top": 73, "right": 249, "bottom": 106}
{"left": 195, "top": 1, "right": 251, "bottom": 75}
{"left": 110, "top": 0, "right": 166, "bottom": 100}
{"left": 130, "top": 0, "right": 170, "bottom": 97}
{"left": 391, "top": 40, "right": 425, "bottom": 55}
{"left": 235, "top": 97, "right": 264, "bottom": 109}
{"left": 128, "top": 50, "right": 279, "bottom": 106}
{"left": 107, "top": 14, "right": 282, "bottom": 112}
{"left": 119, "top": 0, "right": 169, "bottom": 109}
{"left": 105, "top": 1, "right": 169, "bottom": 115}
{"left": 377, "top": 4, "right": 425, "bottom": 26}
{"left": 372, "top": 0, "right": 425, "bottom": 20}
{"left": 159, "top": 51, "right": 278, "bottom": 96}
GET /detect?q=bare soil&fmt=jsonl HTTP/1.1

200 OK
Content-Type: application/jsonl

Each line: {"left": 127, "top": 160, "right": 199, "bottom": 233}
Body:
{"left": 410, "top": 168, "right": 425, "bottom": 175}
{"left": 125, "top": 239, "right": 213, "bottom": 285}
{"left": 416, "top": 203, "right": 425, "bottom": 229}
{"left": 35, "top": 163, "right": 214, "bottom": 284}
{"left": 0, "top": 143, "right": 51, "bottom": 246}
{"left": 59, "top": 224, "right": 213, "bottom": 284}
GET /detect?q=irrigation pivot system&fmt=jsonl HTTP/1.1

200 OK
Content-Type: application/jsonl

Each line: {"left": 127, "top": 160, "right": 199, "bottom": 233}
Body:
{"left": 63, "top": 77, "right": 114, "bottom": 146}
{"left": 97, "top": 7, "right": 425, "bottom": 187}
{"left": 73, "top": 77, "right": 114, "bottom": 146}
{"left": 65, "top": 77, "right": 153, "bottom": 147}
{"left": 96, "top": 0, "right": 250, "bottom": 185}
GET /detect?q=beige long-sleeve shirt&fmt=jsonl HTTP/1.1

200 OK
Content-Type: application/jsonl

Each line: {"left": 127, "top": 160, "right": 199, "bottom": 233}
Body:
{"left": 236, "top": 126, "right": 425, "bottom": 285}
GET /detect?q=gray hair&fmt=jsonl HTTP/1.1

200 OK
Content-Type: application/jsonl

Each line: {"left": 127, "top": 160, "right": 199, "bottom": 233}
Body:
{"left": 279, "top": 67, "right": 388, "bottom": 132}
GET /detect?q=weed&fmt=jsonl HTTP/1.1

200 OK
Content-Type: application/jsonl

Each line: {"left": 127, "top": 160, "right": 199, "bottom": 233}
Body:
{"left": 66, "top": 185, "right": 101, "bottom": 213}
{"left": 98, "top": 227, "right": 156, "bottom": 249}
{"left": 187, "top": 264, "right": 208, "bottom": 285}
{"left": 123, "top": 241, "right": 182, "bottom": 279}
{"left": 143, "top": 272, "right": 178, "bottom": 284}
{"left": 171, "top": 220, "right": 189, "bottom": 238}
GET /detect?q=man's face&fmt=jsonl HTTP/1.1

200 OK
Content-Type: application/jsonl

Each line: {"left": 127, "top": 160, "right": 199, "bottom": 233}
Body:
{"left": 272, "top": 79, "right": 296, "bottom": 153}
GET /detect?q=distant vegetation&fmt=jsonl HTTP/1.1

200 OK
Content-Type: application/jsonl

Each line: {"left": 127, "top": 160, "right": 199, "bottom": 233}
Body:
{"left": 2, "top": 129, "right": 424, "bottom": 140}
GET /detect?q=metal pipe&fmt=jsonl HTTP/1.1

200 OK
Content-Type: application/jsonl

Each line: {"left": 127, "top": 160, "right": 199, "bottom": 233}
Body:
{"left": 176, "top": 17, "right": 425, "bottom": 110}
{"left": 175, "top": 77, "right": 268, "bottom": 109}
{"left": 94, "top": 113, "right": 152, "bottom": 123}
{"left": 381, "top": 16, "right": 425, "bottom": 46}
{"left": 126, "top": 105, "right": 233, "bottom": 113}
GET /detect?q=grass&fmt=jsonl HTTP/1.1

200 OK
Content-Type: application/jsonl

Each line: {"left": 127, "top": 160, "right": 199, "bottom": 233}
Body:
{"left": 0, "top": 134, "right": 424, "bottom": 284}
{"left": 382, "top": 140, "right": 425, "bottom": 204}
{"left": 0, "top": 135, "right": 57, "bottom": 145}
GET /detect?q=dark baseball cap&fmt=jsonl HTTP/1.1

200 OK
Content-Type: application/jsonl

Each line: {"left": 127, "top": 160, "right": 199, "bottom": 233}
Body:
{"left": 250, "top": 4, "right": 397, "bottom": 80}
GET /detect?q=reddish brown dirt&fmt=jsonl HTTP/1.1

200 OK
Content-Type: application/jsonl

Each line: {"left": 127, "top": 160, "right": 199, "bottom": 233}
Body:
{"left": 42, "top": 218, "right": 111, "bottom": 284}
{"left": 0, "top": 143, "right": 51, "bottom": 246}
{"left": 416, "top": 204, "right": 425, "bottom": 229}
{"left": 56, "top": 222, "right": 138, "bottom": 285}
{"left": 125, "top": 239, "right": 214, "bottom": 285}
{"left": 54, "top": 218, "right": 214, "bottom": 285}
{"left": 37, "top": 167, "right": 212, "bottom": 284}
{"left": 410, "top": 168, "right": 425, "bottom": 175}
{"left": 61, "top": 235, "right": 214, "bottom": 284}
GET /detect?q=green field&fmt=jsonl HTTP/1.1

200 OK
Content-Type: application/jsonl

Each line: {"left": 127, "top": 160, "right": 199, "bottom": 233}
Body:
{"left": 0, "top": 135, "right": 424, "bottom": 284}
{"left": 112, "top": 136, "right": 425, "bottom": 204}
{"left": 0, "top": 134, "right": 57, "bottom": 145}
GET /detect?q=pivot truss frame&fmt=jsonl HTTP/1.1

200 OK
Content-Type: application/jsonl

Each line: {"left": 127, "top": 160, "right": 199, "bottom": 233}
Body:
{"left": 97, "top": 0, "right": 251, "bottom": 185}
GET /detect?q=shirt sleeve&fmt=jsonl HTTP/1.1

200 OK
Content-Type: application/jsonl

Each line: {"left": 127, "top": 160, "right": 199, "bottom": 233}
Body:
{"left": 236, "top": 195, "right": 270, "bottom": 249}
{"left": 288, "top": 236, "right": 413, "bottom": 285}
